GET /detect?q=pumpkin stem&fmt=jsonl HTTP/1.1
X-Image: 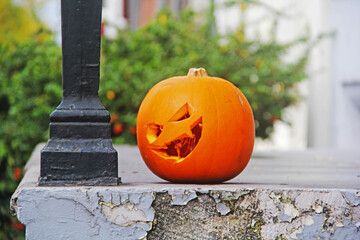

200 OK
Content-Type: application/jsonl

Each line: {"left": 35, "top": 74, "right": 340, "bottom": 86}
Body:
{"left": 187, "top": 68, "right": 208, "bottom": 77}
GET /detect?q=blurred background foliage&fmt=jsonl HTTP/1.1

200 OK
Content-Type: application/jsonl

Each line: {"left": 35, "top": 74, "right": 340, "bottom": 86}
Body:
{"left": 0, "top": 0, "right": 50, "bottom": 43}
{"left": 101, "top": 7, "right": 311, "bottom": 144}
{"left": 0, "top": 0, "right": 316, "bottom": 238}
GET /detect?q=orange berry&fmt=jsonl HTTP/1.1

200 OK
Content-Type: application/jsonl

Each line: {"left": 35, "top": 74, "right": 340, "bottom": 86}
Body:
{"left": 270, "top": 116, "right": 279, "bottom": 124}
{"left": 113, "top": 124, "right": 123, "bottom": 135}
{"left": 106, "top": 90, "right": 116, "bottom": 100}
{"left": 110, "top": 115, "right": 118, "bottom": 124}
{"left": 13, "top": 168, "right": 22, "bottom": 181}
{"left": 129, "top": 126, "right": 136, "bottom": 135}
{"left": 12, "top": 221, "right": 24, "bottom": 231}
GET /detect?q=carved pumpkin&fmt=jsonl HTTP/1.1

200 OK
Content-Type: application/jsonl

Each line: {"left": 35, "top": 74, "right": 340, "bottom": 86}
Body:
{"left": 137, "top": 68, "right": 255, "bottom": 183}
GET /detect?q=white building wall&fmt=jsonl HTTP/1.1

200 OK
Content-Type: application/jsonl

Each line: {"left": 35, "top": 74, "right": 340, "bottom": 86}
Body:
{"left": 301, "top": 0, "right": 333, "bottom": 149}
{"left": 331, "top": 0, "right": 360, "bottom": 150}
{"left": 103, "top": 0, "right": 127, "bottom": 38}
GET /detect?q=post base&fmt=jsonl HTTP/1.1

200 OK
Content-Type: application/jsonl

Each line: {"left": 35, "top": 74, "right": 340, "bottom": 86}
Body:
{"left": 40, "top": 138, "right": 119, "bottom": 186}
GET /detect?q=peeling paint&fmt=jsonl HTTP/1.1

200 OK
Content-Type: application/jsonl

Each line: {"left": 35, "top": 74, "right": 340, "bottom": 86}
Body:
{"left": 313, "top": 204, "right": 323, "bottom": 213}
{"left": 168, "top": 189, "right": 198, "bottom": 205}
{"left": 13, "top": 187, "right": 360, "bottom": 240}
{"left": 212, "top": 189, "right": 253, "bottom": 201}
{"left": 259, "top": 190, "right": 360, "bottom": 240}
{"left": 216, "top": 203, "right": 230, "bottom": 215}
{"left": 101, "top": 202, "right": 148, "bottom": 226}
{"left": 303, "top": 215, "right": 314, "bottom": 226}
{"left": 99, "top": 201, "right": 117, "bottom": 209}
{"left": 282, "top": 203, "right": 300, "bottom": 222}
{"left": 342, "top": 190, "right": 360, "bottom": 206}
{"left": 147, "top": 191, "right": 264, "bottom": 239}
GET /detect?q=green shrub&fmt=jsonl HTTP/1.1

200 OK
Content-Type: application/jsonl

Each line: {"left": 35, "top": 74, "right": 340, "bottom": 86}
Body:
{"left": 101, "top": 8, "right": 310, "bottom": 143}
{"left": 0, "top": 37, "right": 62, "bottom": 239}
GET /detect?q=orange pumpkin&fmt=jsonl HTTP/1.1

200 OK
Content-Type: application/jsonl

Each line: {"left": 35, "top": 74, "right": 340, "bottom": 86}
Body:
{"left": 137, "top": 68, "right": 255, "bottom": 183}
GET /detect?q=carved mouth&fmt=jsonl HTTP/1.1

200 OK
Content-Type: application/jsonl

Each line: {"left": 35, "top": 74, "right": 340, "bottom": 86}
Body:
{"left": 146, "top": 103, "right": 203, "bottom": 160}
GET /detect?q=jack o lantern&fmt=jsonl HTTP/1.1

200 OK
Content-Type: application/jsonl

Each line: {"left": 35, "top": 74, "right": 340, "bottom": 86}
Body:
{"left": 137, "top": 68, "right": 255, "bottom": 183}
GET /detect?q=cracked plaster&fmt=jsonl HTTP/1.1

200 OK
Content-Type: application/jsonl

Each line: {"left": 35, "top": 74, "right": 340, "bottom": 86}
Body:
{"left": 12, "top": 187, "right": 360, "bottom": 239}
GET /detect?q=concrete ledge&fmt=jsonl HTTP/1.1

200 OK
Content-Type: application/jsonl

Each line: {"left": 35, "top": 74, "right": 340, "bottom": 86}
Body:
{"left": 11, "top": 144, "right": 360, "bottom": 239}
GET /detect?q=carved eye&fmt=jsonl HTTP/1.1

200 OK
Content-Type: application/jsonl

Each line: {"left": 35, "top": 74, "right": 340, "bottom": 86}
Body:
{"left": 146, "top": 103, "right": 202, "bottom": 160}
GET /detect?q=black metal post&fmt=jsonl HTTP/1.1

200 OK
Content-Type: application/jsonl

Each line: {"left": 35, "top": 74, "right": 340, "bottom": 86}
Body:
{"left": 39, "top": 0, "right": 119, "bottom": 186}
